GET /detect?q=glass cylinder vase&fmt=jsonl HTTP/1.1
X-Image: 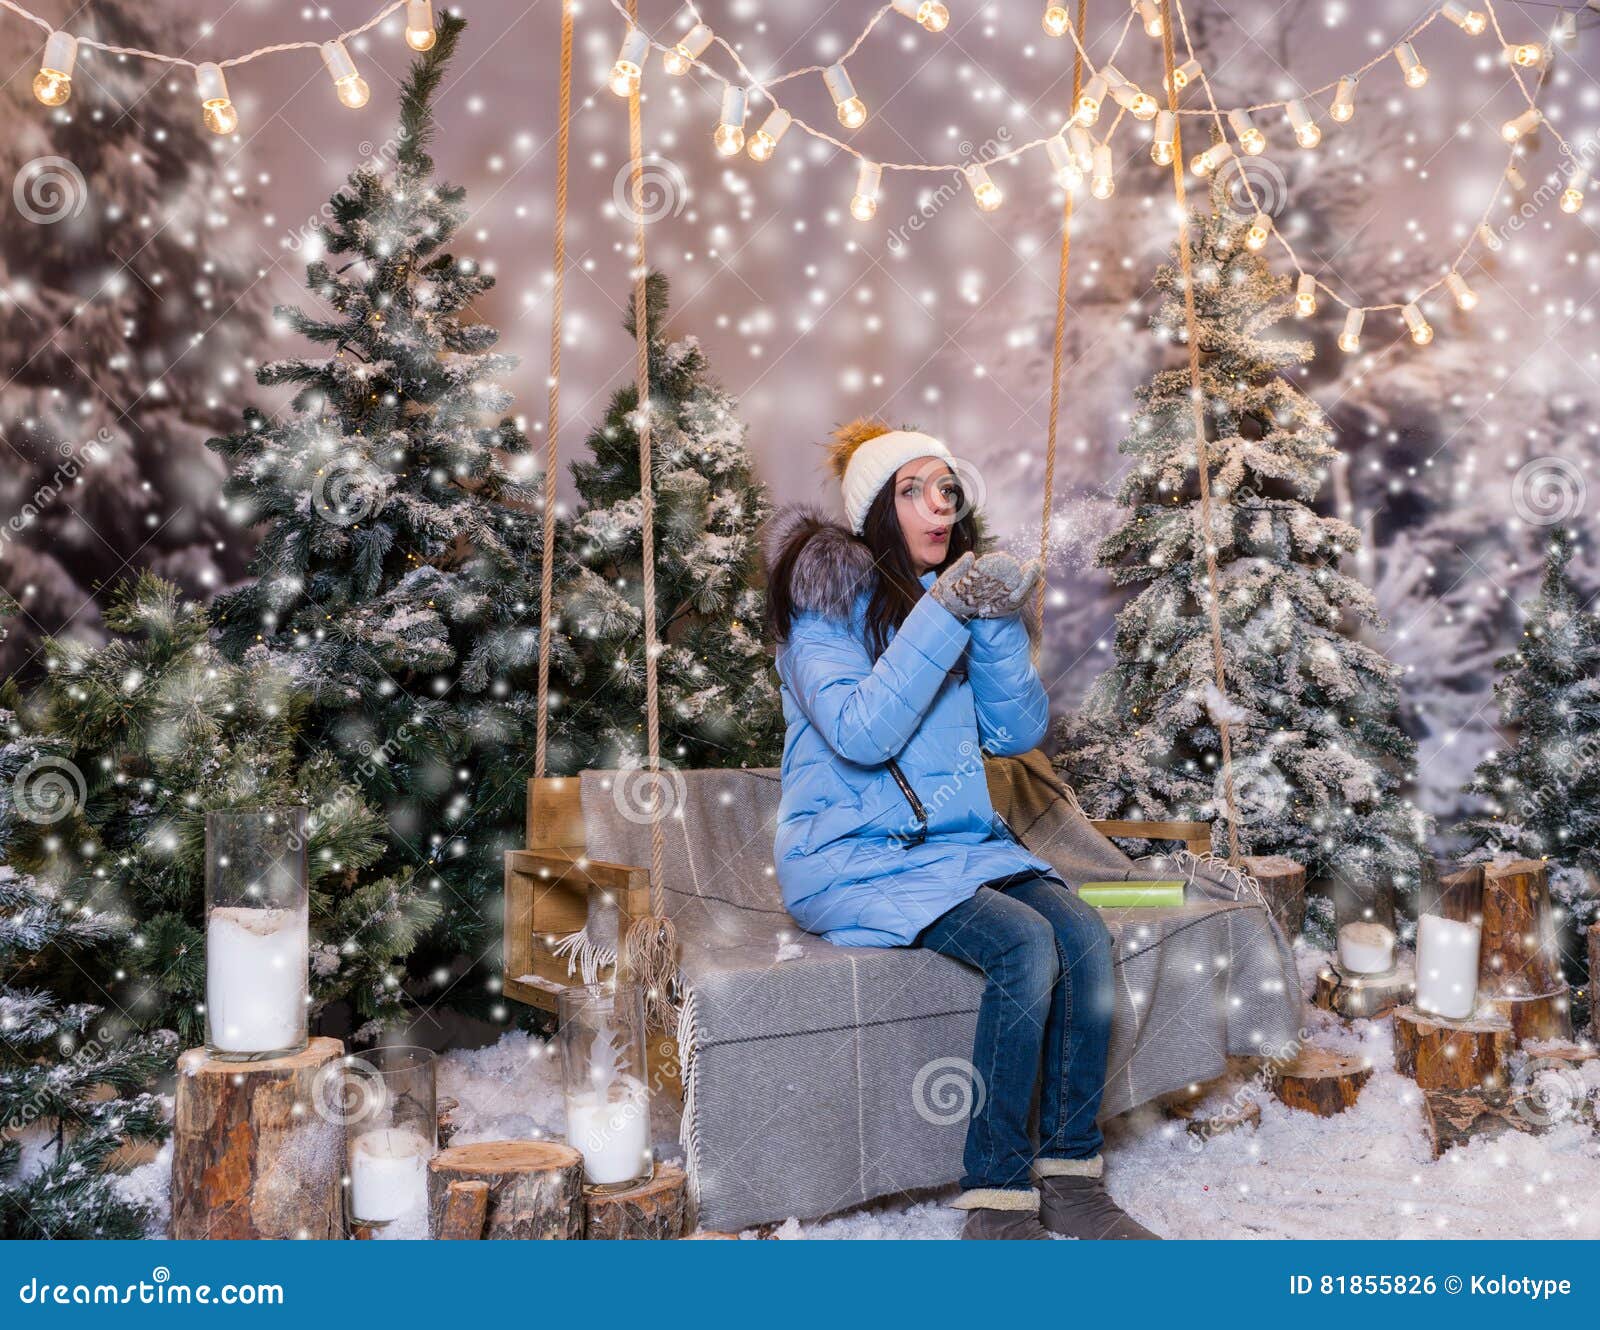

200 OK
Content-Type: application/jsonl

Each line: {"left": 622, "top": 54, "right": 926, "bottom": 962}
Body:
{"left": 204, "top": 807, "right": 310, "bottom": 1061}
{"left": 558, "top": 982, "right": 653, "bottom": 1193}
{"left": 345, "top": 1046, "right": 437, "bottom": 1232}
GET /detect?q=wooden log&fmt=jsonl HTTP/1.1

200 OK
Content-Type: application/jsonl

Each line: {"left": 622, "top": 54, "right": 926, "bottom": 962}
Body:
{"left": 1422, "top": 1085, "right": 1598, "bottom": 1160}
{"left": 1590, "top": 923, "right": 1599, "bottom": 1043}
{"left": 437, "top": 1179, "right": 489, "bottom": 1240}
{"left": 170, "top": 1037, "right": 345, "bottom": 1241}
{"left": 1312, "top": 957, "right": 1415, "bottom": 1021}
{"left": 1266, "top": 1046, "right": 1372, "bottom": 1116}
{"left": 427, "top": 1141, "right": 583, "bottom": 1240}
{"left": 1479, "top": 859, "right": 1563, "bottom": 999}
{"left": 1393, "top": 1005, "right": 1514, "bottom": 1091}
{"left": 1242, "top": 855, "right": 1306, "bottom": 940}
{"left": 583, "top": 1163, "right": 687, "bottom": 1240}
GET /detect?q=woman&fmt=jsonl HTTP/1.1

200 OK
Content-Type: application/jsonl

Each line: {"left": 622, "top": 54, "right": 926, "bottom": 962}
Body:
{"left": 763, "top": 419, "right": 1157, "bottom": 1241}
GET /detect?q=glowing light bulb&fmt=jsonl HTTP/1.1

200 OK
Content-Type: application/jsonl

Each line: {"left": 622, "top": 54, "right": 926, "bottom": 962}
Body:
{"left": 1043, "top": 5, "right": 1070, "bottom": 37}
{"left": 1506, "top": 165, "right": 1526, "bottom": 192}
{"left": 1295, "top": 273, "right": 1317, "bottom": 318}
{"left": 33, "top": 30, "right": 77, "bottom": 106}
{"left": 1067, "top": 126, "right": 1095, "bottom": 172}
{"left": 1402, "top": 302, "right": 1432, "bottom": 345}
{"left": 713, "top": 85, "right": 748, "bottom": 156}
{"left": 1245, "top": 210, "right": 1272, "bottom": 251}
{"left": 663, "top": 23, "right": 712, "bottom": 76}
{"left": 1477, "top": 223, "right": 1503, "bottom": 252}
{"left": 1090, "top": 144, "right": 1115, "bottom": 200}
{"left": 1229, "top": 109, "right": 1266, "bottom": 155}
{"left": 893, "top": 0, "right": 950, "bottom": 32}
{"left": 1046, "top": 134, "right": 1082, "bottom": 189}
{"left": 850, "top": 161, "right": 882, "bottom": 221}
{"left": 1285, "top": 100, "right": 1320, "bottom": 149}
{"left": 1164, "top": 59, "right": 1201, "bottom": 93}
{"left": 1507, "top": 42, "right": 1544, "bottom": 68}
{"left": 1338, "top": 308, "right": 1364, "bottom": 354}
{"left": 1330, "top": 75, "right": 1357, "bottom": 122}
{"left": 404, "top": 0, "right": 437, "bottom": 51}
{"left": 1396, "top": 42, "right": 1427, "bottom": 88}
{"left": 1150, "top": 110, "right": 1177, "bottom": 166}
{"left": 1501, "top": 107, "right": 1540, "bottom": 142}
{"left": 1135, "top": 0, "right": 1163, "bottom": 37}
{"left": 321, "top": 40, "right": 369, "bottom": 110}
{"left": 609, "top": 28, "right": 649, "bottom": 97}
{"left": 825, "top": 64, "right": 866, "bottom": 129}
{"left": 195, "top": 62, "right": 238, "bottom": 135}
{"left": 1445, "top": 272, "right": 1478, "bottom": 311}
{"left": 1441, "top": 3, "right": 1486, "bottom": 36}
{"left": 1561, "top": 184, "right": 1584, "bottom": 214}
{"left": 1076, "top": 74, "right": 1107, "bottom": 126}
{"left": 747, "top": 108, "right": 791, "bottom": 162}
{"left": 1191, "top": 141, "right": 1232, "bottom": 177}
{"left": 965, "top": 163, "right": 1002, "bottom": 212}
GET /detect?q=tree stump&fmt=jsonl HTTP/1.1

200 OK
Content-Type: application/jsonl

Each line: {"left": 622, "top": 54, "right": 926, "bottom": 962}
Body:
{"left": 170, "top": 1037, "right": 345, "bottom": 1240}
{"left": 1313, "top": 957, "right": 1415, "bottom": 1021}
{"left": 437, "top": 1179, "right": 490, "bottom": 1240}
{"left": 1393, "top": 1005, "right": 1514, "bottom": 1091}
{"left": 1266, "top": 1046, "right": 1371, "bottom": 1116}
{"left": 1470, "top": 859, "right": 1570, "bottom": 1044}
{"left": 1242, "top": 856, "right": 1305, "bottom": 940}
{"left": 1422, "top": 1085, "right": 1597, "bottom": 1159}
{"left": 427, "top": 1141, "right": 583, "bottom": 1240}
{"left": 583, "top": 1163, "right": 687, "bottom": 1239}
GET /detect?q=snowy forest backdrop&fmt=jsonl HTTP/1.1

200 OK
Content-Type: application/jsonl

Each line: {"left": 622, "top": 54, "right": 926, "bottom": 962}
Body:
{"left": 2, "top": 0, "right": 1597, "bottom": 835}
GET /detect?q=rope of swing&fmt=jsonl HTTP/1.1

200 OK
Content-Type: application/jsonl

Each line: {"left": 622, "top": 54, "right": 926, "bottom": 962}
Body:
{"left": 1157, "top": 0, "right": 1242, "bottom": 864}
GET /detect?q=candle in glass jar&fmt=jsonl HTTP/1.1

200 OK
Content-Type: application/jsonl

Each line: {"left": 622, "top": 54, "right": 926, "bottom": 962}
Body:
{"left": 1337, "top": 921, "right": 1396, "bottom": 975}
{"left": 1415, "top": 912, "right": 1480, "bottom": 1020}
{"left": 349, "top": 1127, "right": 430, "bottom": 1224}
{"left": 205, "top": 905, "right": 308, "bottom": 1053}
{"left": 566, "top": 1086, "right": 652, "bottom": 1187}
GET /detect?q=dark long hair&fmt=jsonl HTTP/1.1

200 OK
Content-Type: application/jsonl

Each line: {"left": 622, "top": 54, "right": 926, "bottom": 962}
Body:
{"left": 765, "top": 473, "right": 978, "bottom": 657}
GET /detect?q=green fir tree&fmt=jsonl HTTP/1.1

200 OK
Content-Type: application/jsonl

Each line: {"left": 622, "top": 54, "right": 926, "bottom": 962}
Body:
{"left": 207, "top": 16, "right": 550, "bottom": 1017}
{"left": 561, "top": 274, "right": 781, "bottom": 771}
{"left": 1057, "top": 178, "right": 1427, "bottom": 921}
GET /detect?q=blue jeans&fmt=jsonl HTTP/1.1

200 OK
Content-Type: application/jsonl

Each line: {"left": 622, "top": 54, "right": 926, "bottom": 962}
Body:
{"left": 915, "top": 872, "right": 1114, "bottom": 1192}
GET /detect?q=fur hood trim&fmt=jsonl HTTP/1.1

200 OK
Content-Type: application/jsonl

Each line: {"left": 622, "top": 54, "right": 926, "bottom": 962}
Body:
{"left": 762, "top": 504, "right": 874, "bottom": 623}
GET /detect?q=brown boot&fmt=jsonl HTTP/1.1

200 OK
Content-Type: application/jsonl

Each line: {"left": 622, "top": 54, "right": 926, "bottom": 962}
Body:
{"left": 1036, "top": 1159, "right": 1160, "bottom": 1240}
{"left": 952, "top": 1189, "right": 1053, "bottom": 1240}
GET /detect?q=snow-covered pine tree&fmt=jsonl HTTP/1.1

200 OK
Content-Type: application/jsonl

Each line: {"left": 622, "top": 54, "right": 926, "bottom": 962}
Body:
{"left": 0, "top": 4, "right": 267, "bottom": 677}
{"left": 1056, "top": 176, "right": 1427, "bottom": 922}
{"left": 1463, "top": 526, "right": 1600, "bottom": 961}
{"left": 562, "top": 273, "right": 781, "bottom": 772}
{"left": 207, "top": 16, "right": 549, "bottom": 1014}
{"left": 2, "top": 574, "right": 430, "bottom": 1044}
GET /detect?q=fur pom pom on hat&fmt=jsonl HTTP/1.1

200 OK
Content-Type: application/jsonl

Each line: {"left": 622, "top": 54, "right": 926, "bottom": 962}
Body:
{"left": 827, "top": 418, "right": 954, "bottom": 535}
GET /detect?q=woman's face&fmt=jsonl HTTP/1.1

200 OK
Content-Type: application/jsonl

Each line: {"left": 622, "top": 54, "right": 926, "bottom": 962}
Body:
{"left": 893, "top": 456, "right": 959, "bottom": 575}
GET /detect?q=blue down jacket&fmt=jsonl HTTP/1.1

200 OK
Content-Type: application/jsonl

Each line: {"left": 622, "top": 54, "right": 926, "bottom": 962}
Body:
{"left": 766, "top": 508, "right": 1055, "bottom": 947}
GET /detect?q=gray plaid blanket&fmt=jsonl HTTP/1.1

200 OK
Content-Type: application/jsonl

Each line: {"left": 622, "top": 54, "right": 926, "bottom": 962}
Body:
{"left": 578, "top": 754, "right": 1300, "bottom": 1232}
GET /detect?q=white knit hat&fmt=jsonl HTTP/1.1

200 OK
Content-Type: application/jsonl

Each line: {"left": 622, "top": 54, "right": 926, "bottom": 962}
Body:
{"left": 838, "top": 428, "right": 954, "bottom": 534}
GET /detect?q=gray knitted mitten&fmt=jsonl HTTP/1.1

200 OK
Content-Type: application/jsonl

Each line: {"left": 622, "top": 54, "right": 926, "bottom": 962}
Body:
{"left": 930, "top": 551, "right": 1040, "bottom": 620}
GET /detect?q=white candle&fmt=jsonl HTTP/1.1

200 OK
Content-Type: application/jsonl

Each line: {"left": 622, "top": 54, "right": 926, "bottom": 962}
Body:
{"left": 349, "top": 1127, "right": 430, "bottom": 1224}
{"left": 566, "top": 1082, "right": 651, "bottom": 1187}
{"left": 205, "top": 905, "right": 308, "bottom": 1053}
{"left": 1415, "top": 913, "right": 1481, "bottom": 1021}
{"left": 1338, "top": 921, "right": 1396, "bottom": 975}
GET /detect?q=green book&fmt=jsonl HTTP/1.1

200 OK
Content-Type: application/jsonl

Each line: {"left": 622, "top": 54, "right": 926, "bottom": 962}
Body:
{"left": 1077, "top": 881, "right": 1186, "bottom": 909}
